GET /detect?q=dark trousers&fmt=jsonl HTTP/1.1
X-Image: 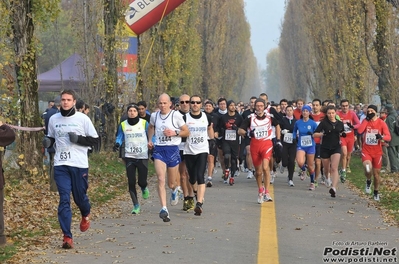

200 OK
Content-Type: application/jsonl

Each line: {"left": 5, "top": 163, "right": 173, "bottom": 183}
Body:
{"left": 222, "top": 141, "right": 239, "bottom": 177}
{"left": 55, "top": 165, "right": 91, "bottom": 238}
{"left": 185, "top": 153, "right": 208, "bottom": 185}
{"left": 282, "top": 143, "right": 297, "bottom": 180}
{"left": 125, "top": 158, "right": 148, "bottom": 206}
{"left": 388, "top": 145, "right": 399, "bottom": 172}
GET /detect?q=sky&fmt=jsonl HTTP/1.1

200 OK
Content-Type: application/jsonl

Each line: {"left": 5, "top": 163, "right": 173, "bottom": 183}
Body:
{"left": 244, "top": 0, "right": 286, "bottom": 70}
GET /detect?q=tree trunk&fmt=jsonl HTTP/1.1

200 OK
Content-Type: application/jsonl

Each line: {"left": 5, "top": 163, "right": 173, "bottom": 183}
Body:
{"left": 11, "top": 0, "right": 43, "bottom": 177}
{"left": 103, "top": 0, "right": 119, "bottom": 150}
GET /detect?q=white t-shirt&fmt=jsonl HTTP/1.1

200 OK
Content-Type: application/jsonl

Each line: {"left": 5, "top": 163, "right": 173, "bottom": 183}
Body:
{"left": 184, "top": 112, "right": 209, "bottom": 155}
{"left": 48, "top": 112, "right": 98, "bottom": 168}
{"left": 150, "top": 110, "right": 186, "bottom": 146}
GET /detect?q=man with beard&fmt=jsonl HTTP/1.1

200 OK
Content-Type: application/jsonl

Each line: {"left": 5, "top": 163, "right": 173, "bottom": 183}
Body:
{"left": 215, "top": 100, "right": 243, "bottom": 185}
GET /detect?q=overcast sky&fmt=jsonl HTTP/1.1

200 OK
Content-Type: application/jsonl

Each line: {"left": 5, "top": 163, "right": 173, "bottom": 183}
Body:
{"left": 244, "top": 0, "right": 286, "bottom": 70}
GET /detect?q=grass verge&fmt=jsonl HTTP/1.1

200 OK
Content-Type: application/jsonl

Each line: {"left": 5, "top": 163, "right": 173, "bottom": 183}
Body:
{"left": 346, "top": 153, "right": 399, "bottom": 225}
{"left": 0, "top": 152, "right": 155, "bottom": 263}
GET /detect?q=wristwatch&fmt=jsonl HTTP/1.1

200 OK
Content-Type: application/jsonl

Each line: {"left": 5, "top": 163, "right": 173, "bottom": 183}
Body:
{"left": 175, "top": 130, "right": 180, "bottom": 136}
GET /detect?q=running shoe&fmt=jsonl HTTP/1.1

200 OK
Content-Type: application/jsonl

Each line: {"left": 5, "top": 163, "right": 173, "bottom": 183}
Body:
{"left": 270, "top": 172, "right": 275, "bottom": 184}
{"left": 234, "top": 170, "right": 239, "bottom": 177}
{"left": 142, "top": 187, "right": 150, "bottom": 199}
{"left": 373, "top": 194, "right": 380, "bottom": 202}
{"left": 159, "top": 208, "right": 170, "bottom": 222}
{"left": 170, "top": 188, "right": 179, "bottom": 206}
{"left": 288, "top": 180, "right": 295, "bottom": 187}
{"left": 346, "top": 167, "right": 351, "bottom": 173}
{"left": 314, "top": 181, "right": 318, "bottom": 188}
{"left": 365, "top": 182, "right": 372, "bottom": 194}
{"left": 240, "top": 163, "right": 245, "bottom": 172}
{"left": 223, "top": 169, "right": 230, "bottom": 181}
{"left": 177, "top": 186, "right": 184, "bottom": 200}
{"left": 229, "top": 177, "right": 235, "bottom": 186}
{"left": 246, "top": 170, "right": 254, "bottom": 179}
{"left": 257, "top": 192, "right": 264, "bottom": 204}
{"left": 300, "top": 170, "right": 306, "bottom": 181}
{"left": 309, "top": 183, "right": 315, "bottom": 191}
{"left": 264, "top": 192, "right": 273, "bottom": 202}
{"left": 340, "top": 170, "right": 346, "bottom": 183}
{"left": 279, "top": 165, "right": 285, "bottom": 174}
{"left": 194, "top": 202, "right": 203, "bottom": 216}
{"left": 80, "top": 214, "right": 90, "bottom": 232}
{"left": 326, "top": 178, "right": 332, "bottom": 187}
{"left": 329, "top": 187, "right": 336, "bottom": 198}
{"left": 62, "top": 235, "right": 73, "bottom": 249}
{"left": 131, "top": 204, "right": 140, "bottom": 214}
{"left": 187, "top": 199, "right": 195, "bottom": 212}
{"left": 320, "top": 174, "right": 326, "bottom": 185}
{"left": 206, "top": 177, "right": 213, "bottom": 187}
{"left": 182, "top": 200, "right": 189, "bottom": 211}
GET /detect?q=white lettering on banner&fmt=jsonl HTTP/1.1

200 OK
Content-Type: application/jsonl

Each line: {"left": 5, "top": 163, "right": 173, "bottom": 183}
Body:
{"left": 125, "top": 0, "right": 165, "bottom": 26}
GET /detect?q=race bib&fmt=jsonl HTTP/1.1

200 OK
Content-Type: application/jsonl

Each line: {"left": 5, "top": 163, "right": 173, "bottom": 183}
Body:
{"left": 283, "top": 133, "right": 293, "bottom": 144}
{"left": 365, "top": 133, "right": 378, "bottom": 145}
{"left": 126, "top": 142, "right": 143, "bottom": 154}
{"left": 190, "top": 136, "right": 205, "bottom": 144}
{"left": 58, "top": 147, "right": 71, "bottom": 161}
{"left": 225, "top": 129, "right": 237, "bottom": 141}
{"left": 156, "top": 131, "right": 171, "bottom": 145}
{"left": 300, "top": 135, "right": 312, "bottom": 147}
{"left": 254, "top": 126, "right": 268, "bottom": 139}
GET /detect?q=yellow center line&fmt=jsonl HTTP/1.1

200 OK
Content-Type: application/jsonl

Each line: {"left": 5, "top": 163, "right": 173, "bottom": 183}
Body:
{"left": 258, "top": 184, "right": 279, "bottom": 264}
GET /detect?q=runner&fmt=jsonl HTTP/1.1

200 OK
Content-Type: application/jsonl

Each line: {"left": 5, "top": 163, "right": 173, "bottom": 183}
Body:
{"left": 356, "top": 105, "right": 391, "bottom": 201}
{"left": 280, "top": 105, "right": 297, "bottom": 186}
{"left": 183, "top": 95, "right": 214, "bottom": 216}
{"left": 114, "top": 104, "right": 150, "bottom": 214}
{"left": 147, "top": 93, "right": 190, "bottom": 222}
{"left": 292, "top": 105, "right": 318, "bottom": 190}
{"left": 238, "top": 98, "right": 281, "bottom": 203}
{"left": 215, "top": 100, "right": 243, "bottom": 185}
{"left": 313, "top": 105, "right": 345, "bottom": 198}
{"left": 311, "top": 99, "right": 325, "bottom": 186}
{"left": 241, "top": 96, "right": 257, "bottom": 179}
{"left": 337, "top": 99, "right": 361, "bottom": 182}
{"left": 204, "top": 101, "right": 218, "bottom": 187}
{"left": 177, "top": 94, "right": 195, "bottom": 212}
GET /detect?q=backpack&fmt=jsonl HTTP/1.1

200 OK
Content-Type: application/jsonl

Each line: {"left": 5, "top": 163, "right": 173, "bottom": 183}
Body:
{"left": 394, "top": 115, "right": 399, "bottom": 136}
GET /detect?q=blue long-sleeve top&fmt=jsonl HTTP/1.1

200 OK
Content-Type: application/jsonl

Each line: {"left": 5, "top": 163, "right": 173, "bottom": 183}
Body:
{"left": 293, "top": 118, "right": 318, "bottom": 148}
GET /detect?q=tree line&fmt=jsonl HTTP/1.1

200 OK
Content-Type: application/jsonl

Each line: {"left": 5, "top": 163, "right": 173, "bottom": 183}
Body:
{"left": 0, "top": 0, "right": 260, "bottom": 174}
{"left": 271, "top": 0, "right": 399, "bottom": 105}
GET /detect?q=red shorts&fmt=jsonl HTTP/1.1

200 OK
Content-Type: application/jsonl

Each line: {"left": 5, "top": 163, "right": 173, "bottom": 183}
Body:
{"left": 361, "top": 152, "right": 382, "bottom": 169}
{"left": 341, "top": 134, "right": 355, "bottom": 153}
{"left": 250, "top": 140, "right": 273, "bottom": 167}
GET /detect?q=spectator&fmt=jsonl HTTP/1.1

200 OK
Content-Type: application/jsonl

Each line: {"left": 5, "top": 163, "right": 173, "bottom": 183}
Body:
{"left": 384, "top": 103, "right": 399, "bottom": 173}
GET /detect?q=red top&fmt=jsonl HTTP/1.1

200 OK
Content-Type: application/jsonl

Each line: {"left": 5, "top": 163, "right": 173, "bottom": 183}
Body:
{"left": 357, "top": 118, "right": 391, "bottom": 155}
{"left": 311, "top": 112, "right": 325, "bottom": 144}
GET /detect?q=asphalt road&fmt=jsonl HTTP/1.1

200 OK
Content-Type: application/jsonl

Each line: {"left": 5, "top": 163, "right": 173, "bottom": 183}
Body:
{"left": 32, "top": 169, "right": 399, "bottom": 264}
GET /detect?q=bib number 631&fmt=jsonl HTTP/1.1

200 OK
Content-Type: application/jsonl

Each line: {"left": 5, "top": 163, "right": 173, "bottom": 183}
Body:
{"left": 60, "top": 151, "right": 71, "bottom": 160}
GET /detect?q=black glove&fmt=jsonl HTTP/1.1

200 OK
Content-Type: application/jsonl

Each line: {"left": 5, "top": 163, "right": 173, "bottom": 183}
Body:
{"left": 375, "top": 134, "right": 383, "bottom": 140}
{"left": 293, "top": 138, "right": 297, "bottom": 145}
{"left": 249, "top": 129, "right": 255, "bottom": 138}
{"left": 68, "top": 132, "right": 79, "bottom": 143}
{"left": 346, "top": 122, "right": 354, "bottom": 129}
{"left": 232, "top": 124, "right": 238, "bottom": 130}
{"left": 42, "top": 137, "right": 52, "bottom": 148}
{"left": 366, "top": 112, "right": 375, "bottom": 121}
{"left": 307, "top": 131, "right": 313, "bottom": 135}
{"left": 113, "top": 143, "right": 120, "bottom": 152}
{"left": 209, "top": 139, "right": 216, "bottom": 149}
{"left": 340, "top": 132, "right": 347, "bottom": 138}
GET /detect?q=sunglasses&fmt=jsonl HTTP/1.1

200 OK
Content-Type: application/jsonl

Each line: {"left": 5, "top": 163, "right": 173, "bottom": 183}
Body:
{"left": 180, "top": 100, "right": 190, "bottom": 104}
{"left": 190, "top": 101, "right": 202, "bottom": 105}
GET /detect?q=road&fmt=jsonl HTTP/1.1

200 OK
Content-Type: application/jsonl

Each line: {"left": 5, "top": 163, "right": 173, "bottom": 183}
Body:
{"left": 32, "top": 169, "right": 398, "bottom": 264}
